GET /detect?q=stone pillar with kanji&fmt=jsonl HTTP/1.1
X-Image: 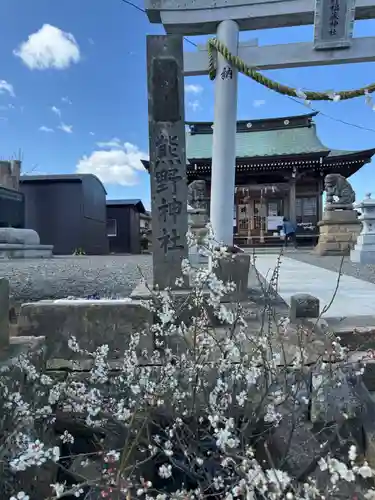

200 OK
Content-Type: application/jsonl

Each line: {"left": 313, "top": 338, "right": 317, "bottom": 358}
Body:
{"left": 147, "top": 35, "right": 189, "bottom": 289}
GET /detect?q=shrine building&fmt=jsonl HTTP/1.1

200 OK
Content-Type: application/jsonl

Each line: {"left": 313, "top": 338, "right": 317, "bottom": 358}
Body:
{"left": 145, "top": 112, "right": 375, "bottom": 246}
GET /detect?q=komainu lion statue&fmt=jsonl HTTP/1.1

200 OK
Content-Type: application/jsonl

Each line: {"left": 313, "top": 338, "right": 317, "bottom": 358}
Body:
{"left": 324, "top": 173, "right": 355, "bottom": 208}
{"left": 187, "top": 179, "right": 208, "bottom": 211}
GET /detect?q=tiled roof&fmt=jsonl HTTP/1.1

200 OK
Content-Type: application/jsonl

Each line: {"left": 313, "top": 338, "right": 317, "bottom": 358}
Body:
{"left": 326, "top": 149, "right": 373, "bottom": 158}
{"left": 186, "top": 124, "right": 330, "bottom": 159}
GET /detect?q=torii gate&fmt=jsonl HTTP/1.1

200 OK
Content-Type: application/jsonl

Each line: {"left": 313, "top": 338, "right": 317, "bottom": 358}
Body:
{"left": 145, "top": 0, "right": 375, "bottom": 247}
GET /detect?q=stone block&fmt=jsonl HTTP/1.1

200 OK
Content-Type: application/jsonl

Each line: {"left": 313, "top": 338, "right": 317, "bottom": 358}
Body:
{"left": 0, "top": 278, "right": 9, "bottom": 349}
{"left": 188, "top": 245, "right": 209, "bottom": 267}
{"left": 0, "top": 244, "right": 53, "bottom": 259}
{"left": 316, "top": 239, "right": 350, "bottom": 256}
{"left": 310, "top": 369, "right": 362, "bottom": 423}
{"left": 0, "top": 227, "right": 40, "bottom": 245}
{"left": 356, "top": 234, "right": 375, "bottom": 246}
{"left": 321, "top": 209, "right": 359, "bottom": 223}
{"left": 214, "top": 253, "right": 251, "bottom": 302}
{"left": 351, "top": 249, "right": 375, "bottom": 264}
{"left": 335, "top": 233, "right": 355, "bottom": 242}
{"left": 316, "top": 210, "right": 361, "bottom": 256}
{"left": 352, "top": 381, "right": 375, "bottom": 467}
{"left": 328, "top": 324, "right": 375, "bottom": 351}
{"left": 18, "top": 299, "right": 154, "bottom": 359}
{"left": 289, "top": 293, "right": 319, "bottom": 322}
{"left": 268, "top": 412, "right": 324, "bottom": 477}
{"left": 188, "top": 211, "right": 208, "bottom": 228}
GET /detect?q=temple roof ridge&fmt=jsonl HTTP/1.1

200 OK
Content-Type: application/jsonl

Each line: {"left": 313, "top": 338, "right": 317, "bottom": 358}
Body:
{"left": 186, "top": 112, "right": 319, "bottom": 135}
{"left": 186, "top": 116, "right": 331, "bottom": 160}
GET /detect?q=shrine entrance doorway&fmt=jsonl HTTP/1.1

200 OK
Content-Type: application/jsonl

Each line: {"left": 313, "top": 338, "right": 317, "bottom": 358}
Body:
{"left": 236, "top": 186, "right": 287, "bottom": 244}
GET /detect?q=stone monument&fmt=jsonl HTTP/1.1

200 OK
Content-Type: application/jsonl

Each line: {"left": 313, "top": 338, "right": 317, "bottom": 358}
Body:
{"left": 350, "top": 193, "right": 375, "bottom": 264}
{"left": 147, "top": 35, "right": 189, "bottom": 290}
{"left": 0, "top": 161, "right": 53, "bottom": 259}
{"left": 187, "top": 180, "right": 209, "bottom": 265}
{"left": 315, "top": 174, "right": 361, "bottom": 256}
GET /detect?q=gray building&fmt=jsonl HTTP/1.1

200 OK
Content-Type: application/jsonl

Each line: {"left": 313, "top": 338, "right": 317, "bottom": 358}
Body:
{"left": 20, "top": 174, "right": 109, "bottom": 255}
{"left": 106, "top": 199, "right": 146, "bottom": 254}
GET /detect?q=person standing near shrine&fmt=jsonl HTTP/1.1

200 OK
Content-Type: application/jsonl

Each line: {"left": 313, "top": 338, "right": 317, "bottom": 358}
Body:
{"left": 282, "top": 217, "right": 297, "bottom": 248}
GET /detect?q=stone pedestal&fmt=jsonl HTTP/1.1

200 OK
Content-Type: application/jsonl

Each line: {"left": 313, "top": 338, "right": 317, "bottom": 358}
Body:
{"left": 214, "top": 252, "right": 251, "bottom": 302}
{"left": 188, "top": 206, "right": 209, "bottom": 266}
{"left": 351, "top": 193, "right": 375, "bottom": 264}
{"left": 315, "top": 209, "right": 361, "bottom": 256}
{"left": 0, "top": 228, "right": 53, "bottom": 259}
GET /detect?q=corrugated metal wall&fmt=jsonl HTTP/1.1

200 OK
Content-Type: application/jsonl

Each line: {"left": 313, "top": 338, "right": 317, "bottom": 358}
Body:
{"left": 21, "top": 177, "right": 109, "bottom": 255}
{"left": 21, "top": 181, "right": 83, "bottom": 254}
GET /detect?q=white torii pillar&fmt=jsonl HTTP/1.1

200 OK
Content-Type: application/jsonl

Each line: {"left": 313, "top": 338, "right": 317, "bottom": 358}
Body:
{"left": 210, "top": 20, "right": 239, "bottom": 247}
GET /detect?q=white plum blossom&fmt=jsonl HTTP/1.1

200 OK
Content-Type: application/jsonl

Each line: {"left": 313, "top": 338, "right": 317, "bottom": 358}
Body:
{"left": 60, "top": 430, "right": 74, "bottom": 444}
{"left": 10, "top": 493, "right": 30, "bottom": 500}
{"left": 50, "top": 483, "right": 65, "bottom": 498}
{"left": 10, "top": 440, "right": 60, "bottom": 472}
{"left": 349, "top": 444, "right": 357, "bottom": 462}
{"left": 158, "top": 464, "right": 172, "bottom": 479}
{"left": 2, "top": 226, "right": 375, "bottom": 500}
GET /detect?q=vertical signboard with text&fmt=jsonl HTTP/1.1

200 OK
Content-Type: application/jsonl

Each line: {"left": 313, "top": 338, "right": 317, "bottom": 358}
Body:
{"left": 314, "top": 0, "right": 356, "bottom": 50}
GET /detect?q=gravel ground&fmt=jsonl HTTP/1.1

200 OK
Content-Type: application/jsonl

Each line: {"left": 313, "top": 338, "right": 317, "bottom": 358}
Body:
{"left": 0, "top": 255, "right": 153, "bottom": 303}
{"left": 288, "top": 252, "right": 375, "bottom": 284}
{"left": 4, "top": 250, "right": 374, "bottom": 305}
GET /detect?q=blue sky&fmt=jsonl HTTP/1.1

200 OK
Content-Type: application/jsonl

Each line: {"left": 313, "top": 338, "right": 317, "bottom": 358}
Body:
{"left": 0, "top": 0, "right": 375, "bottom": 210}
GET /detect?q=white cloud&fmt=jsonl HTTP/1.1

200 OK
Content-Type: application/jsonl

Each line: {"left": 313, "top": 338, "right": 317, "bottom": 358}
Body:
{"left": 14, "top": 24, "right": 81, "bottom": 70}
{"left": 96, "top": 137, "right": 122, "bottom": 149}
{"left": 188, "top": 100, "right": 201, "bottom": 112}
{"left": 76, "top": 141, "right": 148, "bottom": 186}
{"left": 51, "top": 106, "right": 61, "bottom": 117}
{"left": 39, "top": 125, "right": 54, "bottom": 132}
{"left": 88, "top": 38, "right": 95, "bottom": 45}
{"left": 0, "top": 80, "right": 15, "bottom": 97}
{"left": 89, "top": 131, "right": 95, "bottom": 136}
{"left": 58, "top": 123, "right": 73, "bottom": 133}
{"left": 253, "top": 99, "right": 266, "bottom": 107}
{"left": 185, "top": 83, "right": 203, "bottom": 94}
{"left": 61, "top": 96, "right": 72, "bottom": 105}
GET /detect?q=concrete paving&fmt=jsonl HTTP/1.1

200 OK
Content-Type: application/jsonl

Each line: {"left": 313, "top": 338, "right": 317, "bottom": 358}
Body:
{"left": 253, "top": 254, "right": 375, "bottom": 319}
